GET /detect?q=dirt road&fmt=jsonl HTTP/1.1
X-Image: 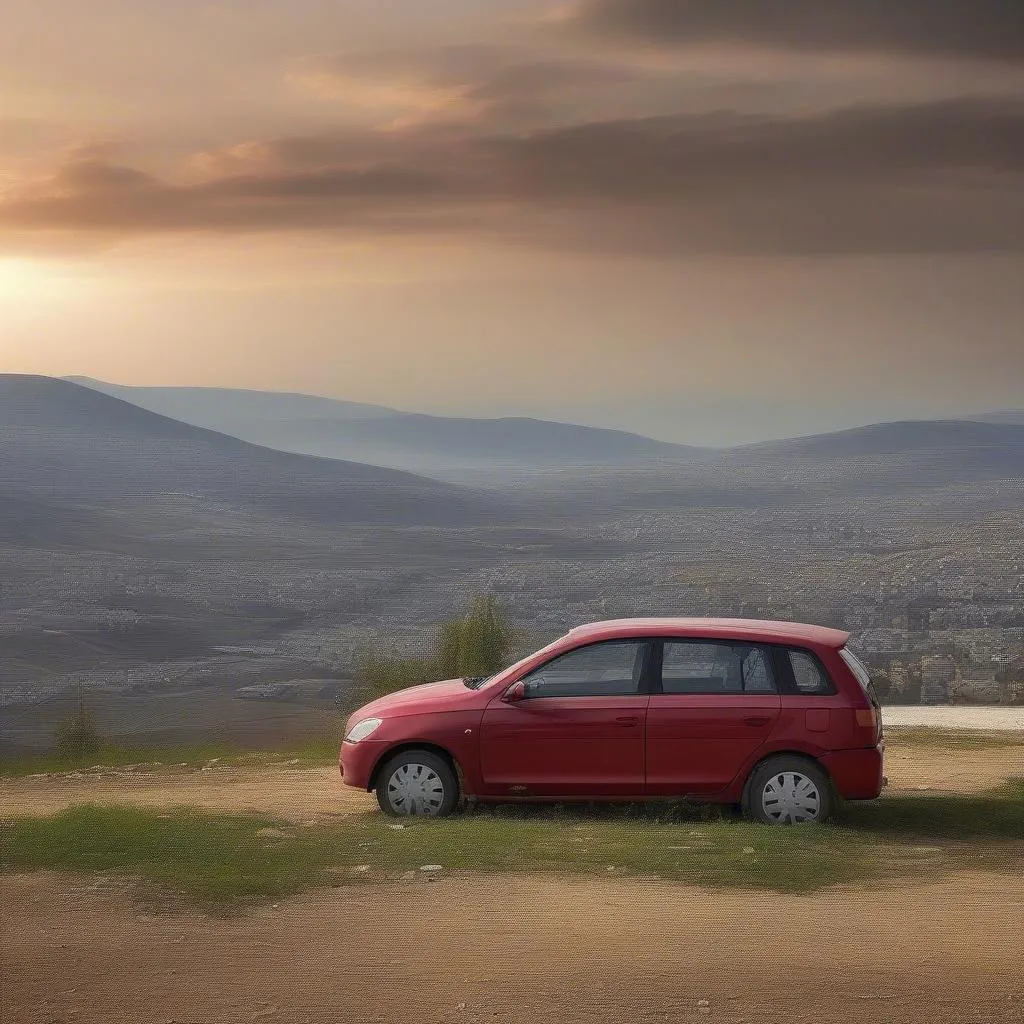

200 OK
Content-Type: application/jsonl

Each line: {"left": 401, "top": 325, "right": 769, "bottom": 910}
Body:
{"left": 0, "top": 764, "right": 372, "bottom": 822}
{"left": 2, "top": 733, "right": 1021, "bottom": 822}
{"left": 3, "top": 869, "right": 1022, "bottom": 1024}
{"left": 2, "top": 736, "right": 1023, "bottom": 1023}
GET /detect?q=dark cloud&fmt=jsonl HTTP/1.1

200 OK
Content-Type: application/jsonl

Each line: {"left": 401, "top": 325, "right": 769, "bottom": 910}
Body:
{"left": 567, "top": 0, "right": 1024, "bottom": 65}
{"left": 2, "top": 99, "right": 1022, "bottom": 254}
{"left": 469, "top": 59, "right": 637, "bottom": 104}
{"left": 199, "top": 165, "right": 456, "bottom": 201}
{"left": 490, "top": 98, "right": 1024, "bottom": 200}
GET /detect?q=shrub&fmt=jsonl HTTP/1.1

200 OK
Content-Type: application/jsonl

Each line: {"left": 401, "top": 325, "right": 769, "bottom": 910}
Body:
{"left": 355, "top": 595, "right": 519, "bottom": 700}
{"left": 434, "top": 595, "right": 517, "bottom": 679}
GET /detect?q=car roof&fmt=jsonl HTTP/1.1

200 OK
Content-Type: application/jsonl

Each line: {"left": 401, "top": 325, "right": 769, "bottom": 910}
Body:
{"left": 566, "top": 617, "right": 850, "bottom": 649}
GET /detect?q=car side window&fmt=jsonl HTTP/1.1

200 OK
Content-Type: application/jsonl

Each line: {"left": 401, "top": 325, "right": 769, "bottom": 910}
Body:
{"left": 661, "top": 641, "right": 776, "bottom": 695}
{"left": 521, "top": 640, "right": 646, "bottom": 698}
{"left": 787, "top": 649, "right": 835, "bottom": 695}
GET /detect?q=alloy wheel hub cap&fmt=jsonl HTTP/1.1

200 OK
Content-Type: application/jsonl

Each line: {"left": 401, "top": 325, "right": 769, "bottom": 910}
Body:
{"left": 761, "top": 771, "right": 821, "bottom": 823}
{"left": 387, "top": 763, "right": 445, "bottom": 816}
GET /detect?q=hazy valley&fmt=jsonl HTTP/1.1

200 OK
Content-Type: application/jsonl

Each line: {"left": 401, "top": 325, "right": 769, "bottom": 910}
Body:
{"left": 3, "top": 374, "right": 1023, "bottom": 752}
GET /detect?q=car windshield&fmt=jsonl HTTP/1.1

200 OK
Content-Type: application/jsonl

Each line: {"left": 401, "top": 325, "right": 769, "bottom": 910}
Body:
{"left": 462, "top": 675, "right": 492, "bottom": 689}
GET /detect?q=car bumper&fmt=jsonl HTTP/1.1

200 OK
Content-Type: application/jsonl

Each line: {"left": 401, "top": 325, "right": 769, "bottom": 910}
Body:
{"left": 821, "top": 744, "right": 885, "bottom": 800}
{"left": 339, "top": 739, "right": 387, "bottom": 791}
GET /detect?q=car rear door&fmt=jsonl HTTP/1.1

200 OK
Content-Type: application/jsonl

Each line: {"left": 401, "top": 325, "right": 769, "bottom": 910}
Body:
{"left": 479, "top": 639, "right": 652, "bottom": 798}
{"left": 645, "top": 638, "right": 781, "bottom": 796}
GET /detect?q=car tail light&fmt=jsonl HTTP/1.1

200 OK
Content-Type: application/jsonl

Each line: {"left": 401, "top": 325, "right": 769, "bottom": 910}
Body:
{"left": 855, "top": 707, "right": 882, "bottom": 743}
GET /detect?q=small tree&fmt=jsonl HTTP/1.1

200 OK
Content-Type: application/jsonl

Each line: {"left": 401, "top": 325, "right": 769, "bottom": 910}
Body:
{"left": 354, "top": 595, "right": 519, "bottom": 701}
{"left": 435, "top": 595, "right": 516, "bottom": 678}
{"left": 433, "top": 617, "right": 464, "bottom": 680}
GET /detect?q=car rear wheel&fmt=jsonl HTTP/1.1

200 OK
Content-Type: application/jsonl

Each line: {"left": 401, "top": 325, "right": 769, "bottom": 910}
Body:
{"left": 375, "top": 749, "right": 459, "bottom": 817}
{"left": 743, "top": 756, "right": 831, "bottom": 824}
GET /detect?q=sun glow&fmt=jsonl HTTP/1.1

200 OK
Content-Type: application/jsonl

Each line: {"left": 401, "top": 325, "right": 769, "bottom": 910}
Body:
{"left": 0, "top": 258, "right": 49, "bottom": 300}
{"left": 0, "top": 257, "right": 92, "bottom": 303}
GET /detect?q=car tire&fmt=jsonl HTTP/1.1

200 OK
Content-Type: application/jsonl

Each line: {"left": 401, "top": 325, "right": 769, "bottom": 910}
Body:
{"left": 742, "top": 756, "right": 832, "bottom": 825}
{"left": 375, "top": 749, "right": 459, "bottom": 817}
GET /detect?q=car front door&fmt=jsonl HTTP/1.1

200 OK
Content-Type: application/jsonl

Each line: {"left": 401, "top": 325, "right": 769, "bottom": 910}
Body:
{"left": 479, "top": 639, "right": 651, "bottom": 798}
{"left": 646, "top": 639, "right": 781, "bottom": 796}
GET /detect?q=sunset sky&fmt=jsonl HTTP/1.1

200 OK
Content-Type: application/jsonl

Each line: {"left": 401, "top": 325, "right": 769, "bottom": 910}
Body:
{"left": 2, "top": 0, "right": 1022, "bottom": 443}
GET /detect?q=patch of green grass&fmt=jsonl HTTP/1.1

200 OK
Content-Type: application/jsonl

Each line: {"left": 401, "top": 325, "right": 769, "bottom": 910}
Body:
{"left": 884, "top": 727, "right": 1024, "bottom": 751}
{"left": 0, "top": 736, "right": 341, "bottom": 777}
{"left": 839, "top": 780, "right": 1024, "bottom": 839}
{"left": 0, "top": 804, "right": 334, "bottom": 909}
{"left": 398, "top": 806, "right": 870, "bottom": 892}
{"left": 0, "top": 802, "right": 872, "bottom": 908}
{"left": 3, "top": 783, "right": 1021, "bottom": 911}
{"left": 0, "top": 804, "right": 905, "bottom": 909}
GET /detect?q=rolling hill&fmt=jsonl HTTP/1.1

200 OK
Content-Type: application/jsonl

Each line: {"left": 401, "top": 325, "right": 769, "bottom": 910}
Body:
{"left": 518, "top": 416, "right": 1024, "bottom": 515}
{"left": 965, "top": 409, "right": 1024, "bottom": 426}
{"left": 0, "top": 375, "right": 510, "bottom": 534}
{"left": 65, "top": 376, "right": 400, "bottom": 425}
{"left": 67, "top": 377, "right": 703, "bottom": 480}
{"left": 737, "top": 419, "right": 1024, "bottom": 460}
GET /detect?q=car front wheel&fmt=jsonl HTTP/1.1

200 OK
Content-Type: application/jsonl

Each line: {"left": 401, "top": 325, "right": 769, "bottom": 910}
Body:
{"left": 375, "top": 749, "right": 459, "bottom": 817}
{"left": 743, "top": 756, "right": 831, "bottom": 824}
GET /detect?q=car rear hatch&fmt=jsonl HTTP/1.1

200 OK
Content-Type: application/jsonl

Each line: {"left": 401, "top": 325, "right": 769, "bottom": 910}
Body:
{"left": 839, "top": 646, "right": 883, "bottom": 746}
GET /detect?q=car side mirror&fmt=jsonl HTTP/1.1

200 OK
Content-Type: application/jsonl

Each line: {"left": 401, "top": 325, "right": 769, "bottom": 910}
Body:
{"left": 502, "top": 680, "right": 526, "bottom": 703}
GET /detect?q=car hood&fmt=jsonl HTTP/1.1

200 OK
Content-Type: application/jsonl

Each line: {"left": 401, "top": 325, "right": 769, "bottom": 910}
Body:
{"left": 351, "top": 678, "right": 477, "bottom": 720}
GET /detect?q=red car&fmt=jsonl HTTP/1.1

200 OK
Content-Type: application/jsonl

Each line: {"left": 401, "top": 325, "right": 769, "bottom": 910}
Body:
{"left": 340, "top": 618, "right": 885, "bottom": 824}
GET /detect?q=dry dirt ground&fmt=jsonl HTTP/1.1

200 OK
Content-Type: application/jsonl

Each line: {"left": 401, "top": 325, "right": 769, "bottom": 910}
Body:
{"left": 3, "top": 870, "right": 1022, "bottom": 1024}
{"left": 3, "top": 735, "right": 1023, "bottom": 1024}
{"left": 2, "top": 732, "right": 1022, "bottom": 823}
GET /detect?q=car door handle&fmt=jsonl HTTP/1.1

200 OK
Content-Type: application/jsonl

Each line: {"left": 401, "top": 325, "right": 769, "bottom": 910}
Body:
{"left": 615, "top": 716, "right": 640, "bottom": 727}
{"left": 743, "top": 716, "right": 771, "bottom": 727}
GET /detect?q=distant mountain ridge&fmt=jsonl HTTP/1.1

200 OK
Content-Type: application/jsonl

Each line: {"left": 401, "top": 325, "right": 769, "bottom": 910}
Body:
{"left": 963, "top": 409, "right": 1024, "bottom": 426}
{"left": 64, "top": 377, "right": 1024, "bottom": 472}
{"left": 738, "top": 418, "right": 1024, "bottom": 459}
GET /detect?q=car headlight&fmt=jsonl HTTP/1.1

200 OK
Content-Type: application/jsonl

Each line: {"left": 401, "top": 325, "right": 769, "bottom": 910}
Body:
{"left": 344, "top": 717, "right": 383, "bottom": 743}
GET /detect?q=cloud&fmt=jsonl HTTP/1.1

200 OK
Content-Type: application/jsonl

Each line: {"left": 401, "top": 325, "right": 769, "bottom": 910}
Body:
{"left": 564, "top": 0, "right": 1024, "bottom": 65}
{"left": 0, "top": 161, "right": 467, "bottom": 236}
{"left": 50, "top": 159, "right": 158, "bottom": 194}
{"left": 301, "top": 44, "right": 516, "bottom": 90}
{"left": 294, "top": 44, "right": 645, "bottom": 127}
{"left": 189, "top": 125, "right": 476, "bottom": 178}
{"left": 489, "top": 98, "right": 1024, "bottom": 200}
{"left": 2, "top": 99, "right": 1022, "bottom": 254}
